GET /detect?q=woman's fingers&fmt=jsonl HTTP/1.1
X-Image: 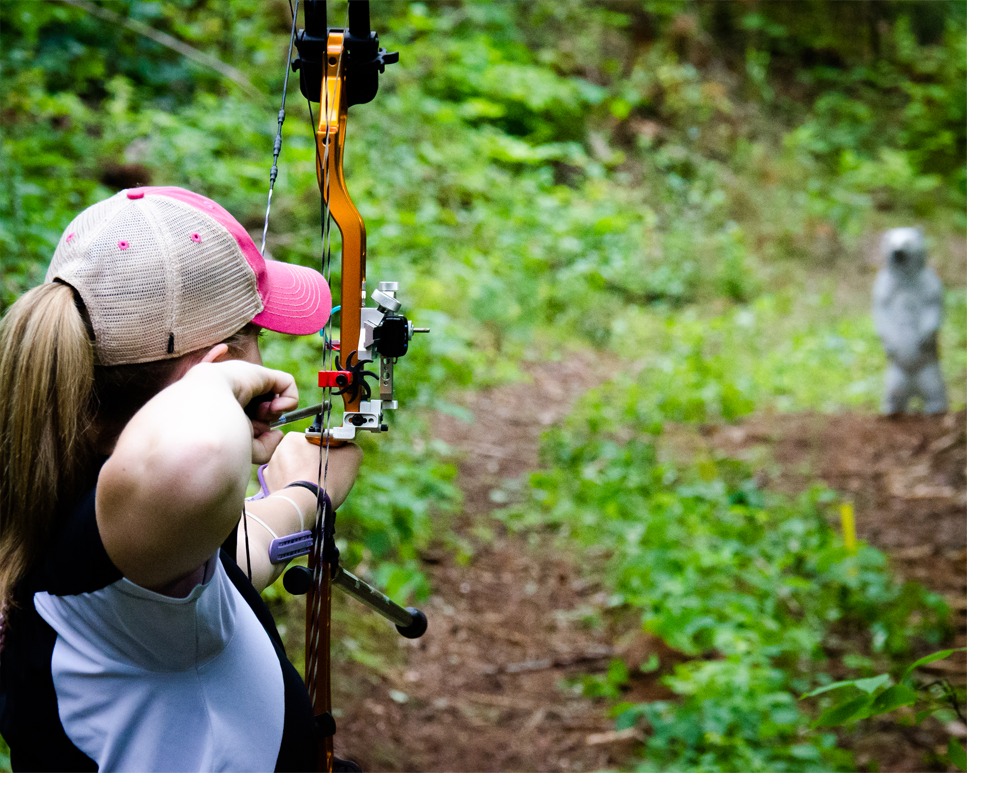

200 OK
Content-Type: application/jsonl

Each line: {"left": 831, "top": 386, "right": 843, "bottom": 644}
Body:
{"left": 196, "top": 360, "right": 300, "bottom": 463}
{"left": 245, "top": 389, "right": 298, "bottom": 426}
{"left": 251, "top": 368, "right": 297, "bottom": 413}
{"left": 251, "top": 429, "right": 285, "bottom": 464}
{"left": 189, "top": 360, "right": 297, "bottom": 413}
{"left": 234, "top": 364, "right": 296, "bottom": 410}
{"left": 212, "top": 361, "right": 299, "bottom": 420}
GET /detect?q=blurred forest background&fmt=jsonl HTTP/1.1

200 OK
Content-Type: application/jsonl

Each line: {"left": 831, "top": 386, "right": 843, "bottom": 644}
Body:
{"left": 1, "top": 0, "right": 967, "bottom": 773}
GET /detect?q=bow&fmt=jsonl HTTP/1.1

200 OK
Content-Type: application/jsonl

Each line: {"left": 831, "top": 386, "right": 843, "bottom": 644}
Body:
{"left": 262, "top": 0, "right": 427, "bottom": 772}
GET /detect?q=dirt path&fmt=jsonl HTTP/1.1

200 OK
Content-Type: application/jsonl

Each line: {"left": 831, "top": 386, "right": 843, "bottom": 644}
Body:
{"left": 330, "top": 362, "right": 966, "bottom": 772}
{"left": 335, "top": 351, "right": 628, "bottom": 771}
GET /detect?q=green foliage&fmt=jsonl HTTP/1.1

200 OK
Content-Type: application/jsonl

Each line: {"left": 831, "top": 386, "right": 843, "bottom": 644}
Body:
{"left": 335, "top": 421, "right": 460, "bottom": 598}
{"left": 947, "top": 737, "right": 967, "bottom": 772}
{"left": 802, "top": 648, "right": 967, "bottom": 771}
{"left": 1, "top": 67, "right": 112, "bottom": 304}
{"left": 0, "top": 0, "right": 966, "bottom": 773}
{"left": 3, "top": 0, "right": 967, "bottom": 332}
{"left": 0, "top": 732, "right": 9, "bottom": 773}
{"left": 565, "top": 288, "right": 966, "bottom": 431}
{"left": 0, "top": 0, "right": 283, "bottom": 308}
{"left": 786, "top": 14, "right": 966, "bottom": 189}
{"left": 503, "top": 426, "right": 949, "bottom": 771}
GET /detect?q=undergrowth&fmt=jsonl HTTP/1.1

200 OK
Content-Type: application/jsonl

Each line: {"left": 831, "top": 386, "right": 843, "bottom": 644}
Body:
{"left": 0, "top": 0, "right": 966, "bottom": 772}
{"left": 501, "top": 429, "right": 950, "bottom": 772}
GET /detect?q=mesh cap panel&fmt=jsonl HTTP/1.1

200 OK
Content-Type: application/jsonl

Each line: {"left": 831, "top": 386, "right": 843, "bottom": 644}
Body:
{"left": 46, "top": 190, "right": 263, "bottom": 366}
{"left": 146, "top": 194, "right": 262, "bottom": 359}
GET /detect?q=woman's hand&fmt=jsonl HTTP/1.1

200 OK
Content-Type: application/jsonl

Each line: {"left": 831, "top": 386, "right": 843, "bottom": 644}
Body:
{"left": 264, "top": 433, "right": 363, "bottom": 510}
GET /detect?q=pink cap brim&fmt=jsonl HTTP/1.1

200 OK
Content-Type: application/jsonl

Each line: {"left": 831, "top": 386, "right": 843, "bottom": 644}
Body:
{"left": 253, "top": 260, "right": 332, "bottom": 335}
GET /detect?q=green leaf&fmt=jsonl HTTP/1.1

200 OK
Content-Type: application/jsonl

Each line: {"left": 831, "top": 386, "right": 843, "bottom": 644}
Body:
{"left": 799, "top": 673, "right": 889, "bottom": 699}
{"left": 608, "top": 701, "right": 634, "bottom": 717}
{"left": 947, "top": 738, "right": 967, "bottom": 772}
{"left": 854, "top": 674, "right": 893, "bottom": 695}
{"left": 866, "top": 683, "right": 918, "bottom": 717}
{"left": 640, "top": 653, "right": 661, "bottom": 673}
{"left": 800, "top": 680, "right": 858, "bottom": 699}
{"left": 914, "top": 709, "right": 934, "bottom": 724}
{"left": 812, "top": 695, "right": 873, "bottom": 728}
{"left": 608, "top": 659, "right": 629, "bottom": 686}
{"left": 901, "top": 648, "right": 966, "bottom": 682}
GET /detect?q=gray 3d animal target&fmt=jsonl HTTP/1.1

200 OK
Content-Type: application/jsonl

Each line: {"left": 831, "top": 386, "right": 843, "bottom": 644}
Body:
{"left": 872, "top": 227, "right": 947, "bottom": 414}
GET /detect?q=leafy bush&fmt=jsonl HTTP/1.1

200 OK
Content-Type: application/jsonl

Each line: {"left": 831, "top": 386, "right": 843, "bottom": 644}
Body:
{"left": 802, "top": 648, "right": 967, "bottom": 771}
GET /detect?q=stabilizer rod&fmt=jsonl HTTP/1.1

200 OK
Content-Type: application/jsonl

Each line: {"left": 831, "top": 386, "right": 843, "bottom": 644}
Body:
{"left": 283, "top": 562, "right": 428, "bottom": 639}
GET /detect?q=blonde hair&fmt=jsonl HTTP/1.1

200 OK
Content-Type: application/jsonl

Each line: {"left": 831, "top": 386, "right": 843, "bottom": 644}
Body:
{"left": 0, "top": 284, "right": 261, "bottom": 616}
{"left": 0, "top": 282, "right": 96, "bottom": 614}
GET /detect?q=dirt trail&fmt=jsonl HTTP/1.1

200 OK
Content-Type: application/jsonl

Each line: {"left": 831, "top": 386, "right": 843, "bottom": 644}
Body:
{"left": 335, "top": 351, "right": 627, "bottom": 771}
{"left": 331, "top": 360, "right": 966, "bottom": 773}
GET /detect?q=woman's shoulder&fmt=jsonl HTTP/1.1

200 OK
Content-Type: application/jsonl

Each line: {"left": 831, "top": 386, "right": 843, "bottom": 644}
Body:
{"left": 33, "top": 486, "right": 123, "bottom": 598}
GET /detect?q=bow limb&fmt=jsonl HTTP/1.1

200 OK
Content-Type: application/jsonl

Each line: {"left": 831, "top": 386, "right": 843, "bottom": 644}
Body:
{"left": 304, "top": 4, "right": 365, "bottom": 774}
{"left": 302, "top": 0, "right": 405, "bottom": 445}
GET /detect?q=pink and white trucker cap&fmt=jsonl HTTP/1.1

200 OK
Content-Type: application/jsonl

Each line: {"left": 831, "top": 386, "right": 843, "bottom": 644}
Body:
{"left": 45, "top": 186, "right": 331, "bottom": 366}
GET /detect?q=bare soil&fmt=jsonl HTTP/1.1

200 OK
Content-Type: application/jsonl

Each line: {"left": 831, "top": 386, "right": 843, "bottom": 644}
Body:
{"left": 327, "top": 359, "right": 967, "bottom": 773}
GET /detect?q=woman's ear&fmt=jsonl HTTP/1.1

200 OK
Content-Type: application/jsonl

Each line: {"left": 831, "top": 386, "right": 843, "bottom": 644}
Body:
{"left": 166, "top": 343, "right": 231, "bottom": 384}
{"left": 200, "top": 343, "right": 230, "bottom": 364}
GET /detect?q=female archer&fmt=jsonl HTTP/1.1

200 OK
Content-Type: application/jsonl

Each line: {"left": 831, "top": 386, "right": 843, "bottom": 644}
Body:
{"left": 0, "top": 186, "right": 361, "bottom": 771}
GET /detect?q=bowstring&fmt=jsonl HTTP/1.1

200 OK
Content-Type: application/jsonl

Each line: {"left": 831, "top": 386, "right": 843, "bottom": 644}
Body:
{"left": 248, "top": 0, "right": 300, "bottom": 596}
{"left": 260, "top": 0, "right": 301, "bottom": 255}
{"left": 258, "top": 0, "right": 329, "bottom": 708}
{"left": 243, "top": 506, "right": 252, "bottom": 589}
{"left": 303, "top": 2, "right": 347, "bottom": 707}
{"left": 305, "top": 69, "right": 324, "bottom": 709}
{"left": 244, "top": 1, "right": 304, "bottom": 610}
